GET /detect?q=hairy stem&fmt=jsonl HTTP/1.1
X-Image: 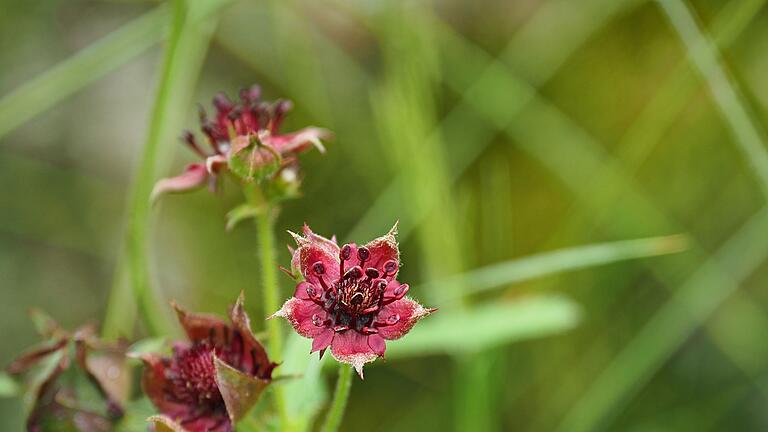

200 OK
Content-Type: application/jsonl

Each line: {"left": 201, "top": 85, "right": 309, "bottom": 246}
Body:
{"left": 320, "top": 364, "right": 353, "bottom": 432}
{"left": 252, "top": 200, "right": 290, "bottom": 429}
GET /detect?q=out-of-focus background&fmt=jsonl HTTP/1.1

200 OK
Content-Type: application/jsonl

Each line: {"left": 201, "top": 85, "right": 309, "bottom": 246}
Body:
{"left": 2, "top": 0, "right": 768, "bottom": 430}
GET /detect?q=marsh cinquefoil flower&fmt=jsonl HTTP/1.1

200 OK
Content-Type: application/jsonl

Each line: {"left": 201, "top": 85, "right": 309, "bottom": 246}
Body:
{"left": 271, "top": 223, "right": 436, "bottom": 378}
{"left": 151, "top": 85, "right": 330, "bottom": 200}
{"left": 136, "top": 294, "right": 277, "bottom": 432}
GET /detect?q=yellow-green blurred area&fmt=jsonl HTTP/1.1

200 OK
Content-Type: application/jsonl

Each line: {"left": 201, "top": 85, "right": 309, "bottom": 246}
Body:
{"left": 2, "top": 0, "right": 768, "bottom": 430}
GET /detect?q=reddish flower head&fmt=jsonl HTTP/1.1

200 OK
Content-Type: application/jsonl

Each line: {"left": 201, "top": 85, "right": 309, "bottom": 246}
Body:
{"left": 151, "top": 85, "right": 330, "bottom": 200}
{"left": 271, "top": 223, "right": 436, "bottom": 378}
{"left": 137, "top": 294, "right": 277, "bottom": 432}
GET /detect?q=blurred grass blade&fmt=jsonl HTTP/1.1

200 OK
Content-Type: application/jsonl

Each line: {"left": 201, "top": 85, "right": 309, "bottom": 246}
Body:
{"left": 0, "top": 6, "right": 167, "bottom": 141}
{"left": 102, "top": 0, "right": 223, "bottom": 339}
{"left": 557, "top": 207, "right": 768, "bottom": 432}
{"left": 280, "top": 333, "right": 328, "bottom": 432}
{"left": 386, "top": 295, "right": 580, "bottom": 358}
{"left": 0, "top": 372, "right": 18, "bottom": 398}
{"left": 657, "top": 0, "right": 768, "bottom": 197}
{"left": 426, "top": 234, "right": 689, "bottom": 303}
{"left": 0, "top": 1, "right": 231, "bottom": 142}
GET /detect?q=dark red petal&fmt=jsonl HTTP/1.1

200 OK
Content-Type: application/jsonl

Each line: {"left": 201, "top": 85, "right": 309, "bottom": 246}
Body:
{"left": 360, "top": 222, "right": 400, "bottom": 276}
{"left": 293, "top": 282, "right": 315, "bottom": 300}
{"left": 330, "top": 331, "right": 379, "bottom": 379}
{"left": 266, "top": 127, "right": 330, "bottom": 155}
{"left": 289, "top": 225, "right": 340, "bottom": 284}
{"left": 227, "top": 293, "right": 277, "bottom": 380}
{"left": 171, "top": 301, "right": 230, "bottom": 346}
{"left": 311, "top": 328, "right": 335, "bottom": 354}
{"left": 270, "top": 298, "right": 328, "bottom": 339}
{"left": 151, "top": 163, "right": 209, "bottom": 202}
{"left": 136, "top": 354, "right": 188, "bottom": 418}
{"left": 377, "top": 297, "right": 435, "bottom": 341}
{"left": 367, "top": 334, "right": 386, "bottom": 358}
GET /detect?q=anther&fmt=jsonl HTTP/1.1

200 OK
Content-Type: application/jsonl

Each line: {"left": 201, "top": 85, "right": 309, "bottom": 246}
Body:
{"left": 306, "top": 285, "right": 318, "bottom": 299}
{"left": 312, "top": 262, "right": 325, "bottom": 275}
{"left": 344, "top": 266, "right": 363, "bottom": 280}
{"left": 365, "top": 268, "right": 380, "bottom": 280}
{"left": 341, "top": 245, "right": 352, "bottom": 260}
{"left": 387, "top": 314, "right": 400, "bottom": 325}
{"left": 383, "top": 260, "right": 398, "bottom": 277}
{"left": 312, "top": 314, "right": 323, "bottom": 326}
{"left": 357, "top": 247, "right": 370, "bottom": 266}
{"left": 393, "top": 283, "right": 409, "bottom": 298}
{"left": 340, "top": 244, "right": 352, "bottom": 275}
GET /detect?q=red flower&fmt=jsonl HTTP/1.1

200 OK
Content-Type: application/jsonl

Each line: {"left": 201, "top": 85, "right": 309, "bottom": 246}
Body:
{"left": 151, "top": 85, "right": 330, "bottom": 200}
{"left": 136, "top": 294, "right": 277, "bottom": 432}
{"left": 271, "top": 223, "right": 436, "bottom": 378}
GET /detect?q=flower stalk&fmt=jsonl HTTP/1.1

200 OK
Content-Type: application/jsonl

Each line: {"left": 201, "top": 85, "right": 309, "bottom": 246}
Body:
{"left": 248, "top": 187, "right": 290, "bottom": 429}
{"left": 320, "top": 364, "right": 353, "bottom": 432}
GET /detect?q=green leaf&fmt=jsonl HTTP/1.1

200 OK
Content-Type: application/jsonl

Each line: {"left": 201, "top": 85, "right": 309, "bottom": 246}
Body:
{"left": 280, "top": 333, "right": 328, "bottom": 431}
{"left": 0, "top": 372, "right": 19, "bottom": 398}
{"left": 126, "top": 337, "right": 167, "bottom": 357}
{"left": 226, "top": 203, "right": 262, "bottom": 232}
{"left": 386, "top": 295, "right": 581, "bottom": 358}
{"left": 423, "top": 234, "right": 689, "bottom": 303}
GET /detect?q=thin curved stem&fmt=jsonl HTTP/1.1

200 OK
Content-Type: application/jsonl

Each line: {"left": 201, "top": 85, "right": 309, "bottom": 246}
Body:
{"left": 320, "top": 364, "right": 353, "bottom": 432}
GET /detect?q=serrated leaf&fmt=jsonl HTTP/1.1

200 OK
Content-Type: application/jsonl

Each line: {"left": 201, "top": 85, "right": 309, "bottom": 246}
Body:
{"left": 387, "top": 295, "right": 580, "bottom": 358}
{"left": 226, "top": 203, "right": 262, "bottom": 231}
{"left": 0, "top": 372, "right": 18, "bottom": 397}
{"left": 213, "top": 356, "right": 270, "bottom": 424}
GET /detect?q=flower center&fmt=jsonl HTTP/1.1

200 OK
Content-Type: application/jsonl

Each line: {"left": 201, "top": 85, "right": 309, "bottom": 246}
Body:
{"left": 167, "top": 344, "right": 223, "bottom": 406}
{"left": 308, "top": 245, "right": 409, "bottom": 335}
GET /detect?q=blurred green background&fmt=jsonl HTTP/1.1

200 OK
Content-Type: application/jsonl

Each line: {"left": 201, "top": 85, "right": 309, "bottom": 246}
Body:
{"left": 2, "top": 0, "right": 768, "bottom": 430}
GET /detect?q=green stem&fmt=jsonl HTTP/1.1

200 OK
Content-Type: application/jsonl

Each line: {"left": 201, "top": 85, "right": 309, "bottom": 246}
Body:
{"left": 103, "top": 0, "right": 190, "bottom": 338}
{"left": 320, "top": 364, "right": 353, "bottom": 432}
{"left": 251, "top": 199, "right": 290, "bottom": 429}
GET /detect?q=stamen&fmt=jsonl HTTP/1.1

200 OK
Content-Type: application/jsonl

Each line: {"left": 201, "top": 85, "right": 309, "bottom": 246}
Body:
{"left": 393, "top": 284, "right": 409, "bottom": 297}
{"left": 383, "top": 260, "right": 398, "bottom": 278}
{"left": 360, "top": 326, "right": 379, "bottom": 335}
{"left": 311, "top": 262, "right": 329, "bottom": 291}
{"left": 358, "top": 247, "right": 370, "bottom": 267}
{"left": 182, "top": 131, "right": 207, "bottom": 158}
{"left": 365, "top": 267, "right": 380, "bottom": 280}
{"left": 312, "top": 262, "right": 325, "bottom": 274}
{"left": 340, "top": 244, "right": 352, "bottom": 275}
{"left": 343, "top": 266, "right": 363, "bottom": 280}
{"left": 312, "top": 314, "right": 323, "bottom": 326}
{"left": 333, "top": 325, "right": 349, "bottom": 333}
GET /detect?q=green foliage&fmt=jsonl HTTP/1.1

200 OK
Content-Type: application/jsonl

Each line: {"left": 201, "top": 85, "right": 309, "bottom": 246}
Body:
{"left": 388, "top": 295, "right": 580, "bottom": 358}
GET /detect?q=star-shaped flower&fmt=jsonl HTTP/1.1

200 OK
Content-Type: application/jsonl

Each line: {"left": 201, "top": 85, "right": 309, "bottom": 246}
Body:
{"left": 271, "top": 223, "right": 436, "bottom": 378}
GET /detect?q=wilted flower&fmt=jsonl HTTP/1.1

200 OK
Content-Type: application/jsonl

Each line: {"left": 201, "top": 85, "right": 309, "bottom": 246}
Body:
{"left": 5, "top": 312, "right": 129, "bottom": 432}
{"left": 271, "top": 223, "right": 436, "bottom": 378}
{"left": 136, "top": 294, "right": 277, "bottom": 432}
{"left": 151, "top": 85, "right": 330, "bottom": 201}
